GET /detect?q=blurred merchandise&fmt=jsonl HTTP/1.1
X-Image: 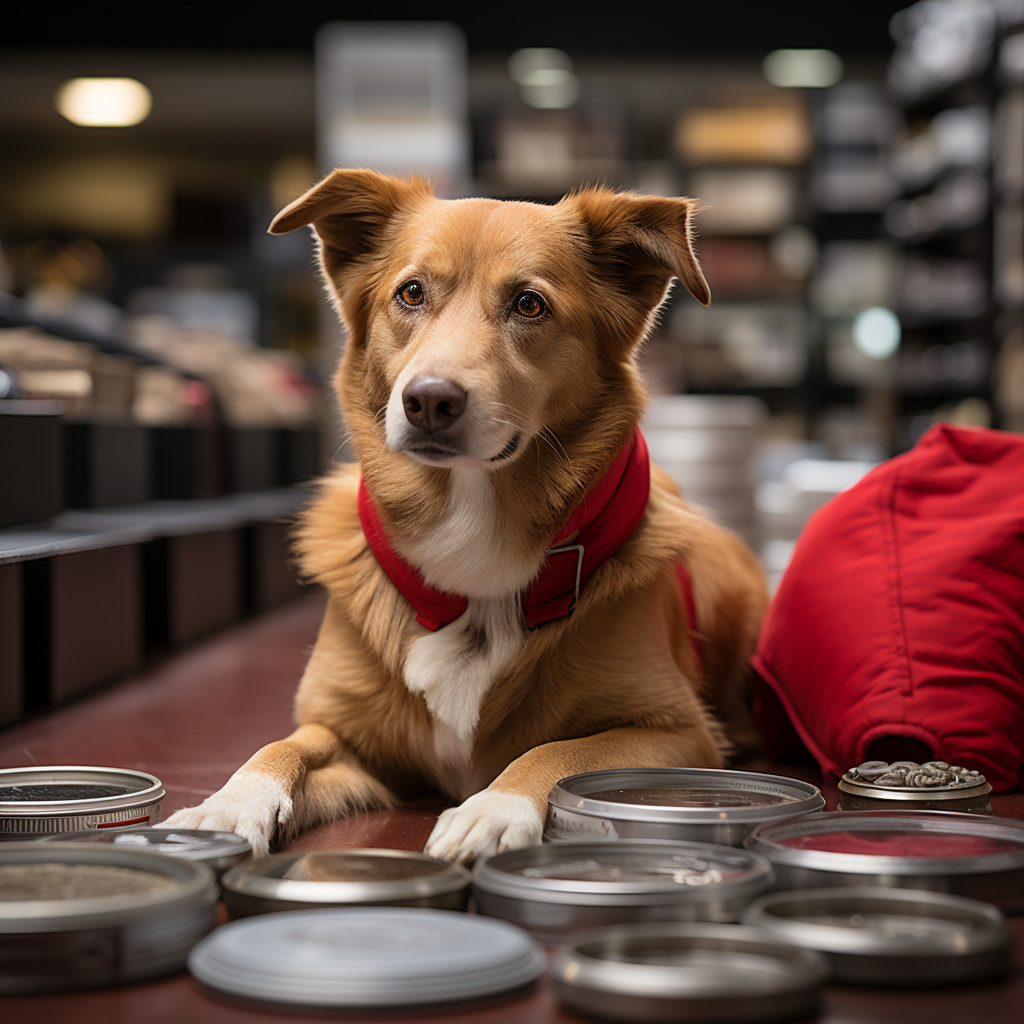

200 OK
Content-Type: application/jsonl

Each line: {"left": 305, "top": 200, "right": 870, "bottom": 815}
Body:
{"left": 316, "top": 22, "right": 469, "bottom": 196}
{"left": 0, "top": 400, "right": 64, "bottom": 528}
{"left": 688, "top": 169, "right": 796, "bottom": 235}
{"left": 810, "top": 243, "right": 896, "bottom": 314}
{"left": 899, "top": 256, "right": 988, "bottom": 320}
{"left": 675, "top": 105, "right": 811, "bottom": 164}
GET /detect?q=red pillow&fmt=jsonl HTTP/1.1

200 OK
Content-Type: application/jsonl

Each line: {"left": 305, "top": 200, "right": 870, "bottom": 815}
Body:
{"left": 752, "top": 424, "right": 1024, "bottom": 791}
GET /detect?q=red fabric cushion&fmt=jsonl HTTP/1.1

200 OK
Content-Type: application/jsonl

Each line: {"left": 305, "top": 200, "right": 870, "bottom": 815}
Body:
{"left": 752, "top": 424, "right": 1024, "bottom": 791}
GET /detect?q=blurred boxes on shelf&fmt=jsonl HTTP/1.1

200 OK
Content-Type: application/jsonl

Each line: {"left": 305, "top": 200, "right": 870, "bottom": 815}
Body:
{"left": 0, "top": 399, "right": 64, "bottom": 527}
{"left": 675, "top": 104, "right": 811, "bottom": 165}
{"left": 643, "top": 395, "right": 766, "bottom": 543}
{"left": 64, "top": 422, "right": 149, "bottom": 507}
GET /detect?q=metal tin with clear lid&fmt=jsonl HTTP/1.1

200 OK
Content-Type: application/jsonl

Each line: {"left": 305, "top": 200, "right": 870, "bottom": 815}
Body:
{"left": 473, "top": 840, "right": 772, "bottom": 942}
{"left": 744, "top": 810, "right": 1024, "bottom": 913}
{"left": 740, "top": 886, "right": 1013, "bottom": 986}
{"left": 221, "top": 848, "right": 471, "bottom": 917}
{"left": 38, "top": 827, "right": 251, "bottom": 879}
{"left": 552, "top": 921, "right": 828, "bottom": 1024}
{"left": 545, "top": 768, "right": 824, "bottom": 847}
{"left": 189, "top": 907, "right": 545, "bottom": 1008}
{"left": 0, "top": 765, "right": 164, "bottom": 839}
{"left": 0, "top": 841, "right": 218, "bottom": 992}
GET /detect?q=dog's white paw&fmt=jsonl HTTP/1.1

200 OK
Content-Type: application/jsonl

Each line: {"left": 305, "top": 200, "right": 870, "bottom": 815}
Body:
{"left": 161, "top": 771, "right": 292, "bottom": 859}
{"left": 424, "top": 791, "right": 542, "bottom": 865}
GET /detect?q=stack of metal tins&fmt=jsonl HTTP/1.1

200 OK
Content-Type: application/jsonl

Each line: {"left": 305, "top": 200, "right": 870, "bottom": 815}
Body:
{"left": 643, "top": 395, "right": 766, "bottom": 544}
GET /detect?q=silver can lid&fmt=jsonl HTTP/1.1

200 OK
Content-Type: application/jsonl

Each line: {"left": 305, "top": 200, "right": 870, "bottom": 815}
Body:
{"left": 0, "top": 841, "right": 217, "bottom": 932}
{"left": 552, "top": 922, "right": 827, "bottom": 1024}
{"left": 38, "top": 827, "right": 251, "bottom": 862}
{"left": 740, "top": 886, "right": 1012, "bottom": 985}
{"left": 549, "top": 768, "right": 823, "bottom": 827}
{"left": 745, "top": 810, "right": 1024, "bottom": 876}
{"left": 0, "top": 765, "right": 165, "bottom": 838}
{"left": 473, "top": 840, "right": 771, "bottom": 907}
{"left": 222, "top": 848, "right": 470, "bottom": 908}
{"left": 189, "top": 907, "right": 545, "bottom": 1007}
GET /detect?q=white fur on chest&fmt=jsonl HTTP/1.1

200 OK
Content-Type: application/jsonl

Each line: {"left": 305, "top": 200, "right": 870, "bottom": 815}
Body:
{"left": 399, "top": 469, "right": 538, "bottom": 785}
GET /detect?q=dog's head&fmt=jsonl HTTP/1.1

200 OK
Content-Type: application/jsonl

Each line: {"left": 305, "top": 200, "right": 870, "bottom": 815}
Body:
{"left": 271, "top": 169, "right": 708, "bottom": 484}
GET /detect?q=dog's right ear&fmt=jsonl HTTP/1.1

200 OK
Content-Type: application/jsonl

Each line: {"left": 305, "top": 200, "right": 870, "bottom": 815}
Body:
{"left": 268, "top": 168, "right": 431, "bottom": 273}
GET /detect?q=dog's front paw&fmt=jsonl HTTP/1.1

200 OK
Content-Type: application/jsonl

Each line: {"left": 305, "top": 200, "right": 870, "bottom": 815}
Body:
{"left": 160, "top": 771, "right": 292, "bottom": 858}
{"left": 424, "top": 790, "right": 542, "bottom": 865}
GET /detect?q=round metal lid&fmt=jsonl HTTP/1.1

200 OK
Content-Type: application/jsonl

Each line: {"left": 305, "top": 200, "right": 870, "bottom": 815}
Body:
{"left": 37, "top": 827, "right": 251, "bottom": 862}
{"left": 552, "top": 922, "right": 827, "bottom": 1024}
{"left": 549, "top": 768, "right": 823, "bottom": 826}
{"left": 473, "top": 840, "right": 772, "bottom": 907}
{"left": 0, "top": 841, "right": 218, "bottom": 932}
{"left": 742, "top": 886, "right": 1009, "bottom": 954}
{"left": 222, "top": 848, "right": 470, "bottom": 907}
{"left": 838, "top": 761, "right": 992, "bottom": 802}
{"left": 745, "top": 810, "right": 1024, "bottom": 876}
{"left": 189, "top": 907, "right": 545, "bottom": 1007}
{"left": 0, "top": 766, "right": 164, "bottom": 837}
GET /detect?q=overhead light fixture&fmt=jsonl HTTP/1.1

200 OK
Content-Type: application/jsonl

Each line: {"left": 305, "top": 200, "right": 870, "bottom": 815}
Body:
{"left": 508, "top": 48, "right": 580, "bottom": 109}
{"left": 763, "top": 49, "right": 844, "bottom": 89}
{"left": 55, "top": 77, "right": 152, "bottom": 127}
{"left": 852, "top": 307, "right": 901, "bottom": 360}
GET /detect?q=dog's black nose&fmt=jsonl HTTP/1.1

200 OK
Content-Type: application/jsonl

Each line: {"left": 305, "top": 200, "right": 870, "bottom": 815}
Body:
{"left": 402, "top": 376, "right": 467, "bottom": 433}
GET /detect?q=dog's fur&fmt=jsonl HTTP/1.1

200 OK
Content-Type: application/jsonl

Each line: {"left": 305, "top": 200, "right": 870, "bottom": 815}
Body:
{"left": 163, "top": 170, "right": 768, "bottom": 862}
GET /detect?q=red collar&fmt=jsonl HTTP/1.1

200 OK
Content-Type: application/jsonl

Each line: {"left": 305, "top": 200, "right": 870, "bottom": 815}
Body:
{"left": 357, "top": 428, "right": 698, "bottom": 668}
{"left": 357, "top": 428, "right": 650, "bottom": 631}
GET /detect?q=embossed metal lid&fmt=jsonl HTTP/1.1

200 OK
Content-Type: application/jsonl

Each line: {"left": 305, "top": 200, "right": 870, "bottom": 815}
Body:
{"left": 740, "top": 887, "right": 1013, "bottom": 985}
{"left": 0, "top": 766, "right": 164, "bottom": 839}
{"left": 188, "top": 907, "right": 545, "bottom": 1007}
{"left": 838, "top": 761, "right": 992, "bottom": 802}
{"left": 552, "top": 922, "right": 827, "bottom": 1024}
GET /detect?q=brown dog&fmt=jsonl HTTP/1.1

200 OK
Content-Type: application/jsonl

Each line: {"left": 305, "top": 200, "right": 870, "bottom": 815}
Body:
{"left": 162, "top": 170, "right": 768, "bottom": 862}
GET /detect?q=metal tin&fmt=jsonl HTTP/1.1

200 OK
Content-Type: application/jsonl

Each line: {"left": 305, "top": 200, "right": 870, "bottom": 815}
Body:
{"left": 552, "top": 922, "right": 828, "bottom": 1024}
{"left": 473, "top": 840, "right": 772, "bottom": 942}
{"left": 0, "top": 765, "right": 164, "bottom": 840}
{"left": 740, "top": 886, "right": 1013, "bottom": 986}
{"left": 189, "top": 907, "right": 545, "bottom": 1008}
{"left": 221, "top": 848, "right": 471, "bottom": 917}
{"left": 38, "top": 828, "right": 251, "bottom": 879}
{"left": 545, "top": 768, "right": 824, "bottom": 847}
{"left": 837, "top": 760, "right": 993, "bottom": 814}
{"left": 745, "top": 810, "right": 1024, "bottom": 914}
{"left": 0, "top": 841, "right": 218, "bottom": 993}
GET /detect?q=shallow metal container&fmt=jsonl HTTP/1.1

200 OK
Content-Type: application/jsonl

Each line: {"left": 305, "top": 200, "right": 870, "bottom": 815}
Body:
{"left": 0, "top": 765, "right": 164, "bottom": 840}
{"left": 545, "top": 768, "right": 824, "bottom": 847}
{"left": 0, "top": 841, "right": 218, "bottom": 992}
{"left": 837, "top": 760, "right": 993, "bottom": 815}
{"left": 740, "top": 886, "right": 1012, "bottom": 986}
{"left": 552, "top": 921, "right": 827, "bottom": 1024}
{"left": 473, "top": 840, "right": 772, "bottom": 942}
{"left": 38, "top": 827, "right": 251, "bottom": 880}
{"left": 221, "top": 848, "right": 471, "bottom": 917}
{"left": 745, "top": 810, "right": 1024, "bottom": 914}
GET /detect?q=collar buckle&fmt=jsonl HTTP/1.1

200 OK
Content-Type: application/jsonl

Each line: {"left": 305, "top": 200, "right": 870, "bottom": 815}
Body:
{"left": 545, "top": 542, "right": 585, "bottom": 609}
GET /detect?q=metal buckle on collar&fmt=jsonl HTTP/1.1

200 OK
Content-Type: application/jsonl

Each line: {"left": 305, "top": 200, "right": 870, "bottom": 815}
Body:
{"left": 545, "top": 542, "right": 585, "bottom": 608}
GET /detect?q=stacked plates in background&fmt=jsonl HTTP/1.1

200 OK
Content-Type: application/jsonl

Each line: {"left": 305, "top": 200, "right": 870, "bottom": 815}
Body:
{"left": 643, "top": 395, "right": 767, "bottom": 544}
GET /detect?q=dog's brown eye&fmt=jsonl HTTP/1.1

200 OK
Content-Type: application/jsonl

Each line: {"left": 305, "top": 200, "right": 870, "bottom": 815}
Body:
{"left": 398, "top": 281, "right": 424, "bottom": 307}
{"left": 515, "top": 291, "right": 545, "bottom": 318}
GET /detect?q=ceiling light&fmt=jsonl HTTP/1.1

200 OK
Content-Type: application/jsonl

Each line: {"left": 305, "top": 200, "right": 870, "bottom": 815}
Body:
{"left": 763, "top": 49, "right": 844, "bottom": 89}
{"left": 508, "top": 48, "right": 580, "bottom": 109}
{"left": 55, "top": 77, "right": 152, "bottom": 127}
{"left": 852, "top": 307, "right": 901, "bottom": 359}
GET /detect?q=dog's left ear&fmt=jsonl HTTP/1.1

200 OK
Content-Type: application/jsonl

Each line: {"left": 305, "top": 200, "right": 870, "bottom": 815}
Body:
{"left": 565, "top": 189, "right": 711, "bottom": 309}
